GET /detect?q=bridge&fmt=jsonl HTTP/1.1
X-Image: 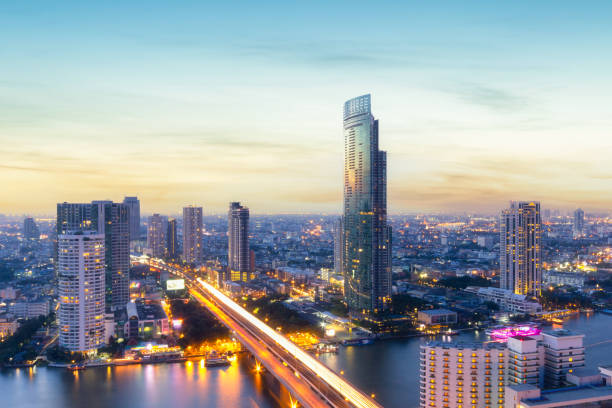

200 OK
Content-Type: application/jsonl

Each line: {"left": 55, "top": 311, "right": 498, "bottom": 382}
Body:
{"left": 134, "top": 256, "right": 382, "bottom": 408}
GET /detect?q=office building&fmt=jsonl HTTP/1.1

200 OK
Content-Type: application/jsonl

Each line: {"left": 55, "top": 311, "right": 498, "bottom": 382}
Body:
{"left": 23, "top": 217, "right": 39, "bottom": 239}
{"left": 183, "top": 206, "right": 203, "bottom": 264}
{"left": 419, "top": 341, "right": 507, "bottom": 408}
{"left": 57, "top": 201, "right": 130, "bottom": 310}
{"left": 228, "top": 202, "right": 251, "bottom": 281}
{"left": 342, "top": 94, "right": 391, "bottom": 316}
{"left": 166, "top": 218, "right": 178, "bottom": 260}
{"left": 573, "top": 208, "right": 585, "bottom": 238}
{"left": 500, "top": 201, "right": 542, "bottom": 297}
{"left": 541, "top": 330, "right": 585, "bottom": 388}
{"left": 123, "top": 196, "right": 141, "bottom": 241}
{"left": 147, "top": 214, "right": 167, "bottom": 258}
{"left": 507, "top": 335, "right": 543, "bottom": 386}
{"left": 333, "top": 217, "right": 344, "bottom": 275}
{"left": 58, "top": 231, "right": 106, "bottom": 352}
{"left": 8, "top": 301, "right": 49, "bottom": 319}
{"left": 125, "top": 300, "right": 169, "bottom": 339}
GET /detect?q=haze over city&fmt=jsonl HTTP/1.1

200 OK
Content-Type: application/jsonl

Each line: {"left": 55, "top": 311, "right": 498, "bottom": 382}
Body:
{"left": 2, "top": 1, "right": 612, "bottom": 214}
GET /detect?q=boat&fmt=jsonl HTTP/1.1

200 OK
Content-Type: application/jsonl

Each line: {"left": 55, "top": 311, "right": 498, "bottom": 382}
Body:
{"left": 204, "top": 351, "right": 231, "bottom": 367}
{"left": 342, "top": 338, "right": 374, "bottom": 346}
{"left": 67, "top": 363, "right": 86, "bottom": 371}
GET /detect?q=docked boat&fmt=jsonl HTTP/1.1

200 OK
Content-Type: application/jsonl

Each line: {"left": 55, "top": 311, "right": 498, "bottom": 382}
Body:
{"left": 204, "top": 351, "right": 231, "bottom": 367}
{"left": 67, "top": 363, "right": 86, "bottom": 371}
{"left": 342, "top": 338, "right": 374, "bottom": 346}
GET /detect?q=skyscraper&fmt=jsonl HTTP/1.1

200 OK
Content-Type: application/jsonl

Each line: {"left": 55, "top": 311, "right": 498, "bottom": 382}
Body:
{"left": 58, "top": 231, "right": 106, "bottom": 352}
{"left": 342, "top": 94, "right": 392, "bottom": 316}
{"left": 23, "top": 217, "right": 40, "bottom": 240}
{"left": 573, "top": 208, "right": 585, "bottom": 238}
{"left": 57, "top": 201, "right": 130, "bottom": 310}
{"left": 123, "top": 196, "right": 141, "bottom": 241}
{"left": 182, "top": 206, "right": 203, "bottom": 265}
{"left": 500, "top": 201, "right": 542, "bottom": 297}
{"left": 166, "top": 218, "right": 178, "bottom": 260}
{"left": 147, "top": 214, "right": 166, "bottom": 258}
{"left": 228, "top": 202, "right": 251, "bottom": 281}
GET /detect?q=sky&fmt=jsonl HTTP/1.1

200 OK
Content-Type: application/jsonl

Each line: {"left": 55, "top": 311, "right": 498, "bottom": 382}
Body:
{"left": 1, "top": 1, "right": 611, "bottom": 215}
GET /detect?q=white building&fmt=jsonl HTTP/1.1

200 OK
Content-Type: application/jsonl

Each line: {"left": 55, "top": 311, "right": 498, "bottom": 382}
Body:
{"left": 8, "top": 300, "right": 49, "bottom": 319}
{"left": 465, "top": 287, "right": 542, "bottom": 314}
{"left": 58, "top": 232, "right": 106, "bottom": 353}
{"left": 541, "top": 329, "right": 585, "bottom": 388}
{"left": 420, "top": 341, "right": 507, "bottom": 408}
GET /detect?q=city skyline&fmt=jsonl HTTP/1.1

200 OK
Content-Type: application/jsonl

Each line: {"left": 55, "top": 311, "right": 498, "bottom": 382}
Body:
{"left": 2, "top": 2, "right": 612, "bottom": 214}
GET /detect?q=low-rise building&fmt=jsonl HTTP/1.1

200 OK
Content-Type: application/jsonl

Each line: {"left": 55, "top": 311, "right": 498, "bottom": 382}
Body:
{"left": 0, "top": 317, "right": 19, "bottom": 339}
{"left": 465, "top": 287, "right": 542, "bottom": 314}
{"left": 124, "top": 301, "right": 169, "bottom": 339}
{"left": 418, "top": 309, "right": 458, "bottom": 325}
{"left": 8, "top": 300, "right": 49, "bottom": 319}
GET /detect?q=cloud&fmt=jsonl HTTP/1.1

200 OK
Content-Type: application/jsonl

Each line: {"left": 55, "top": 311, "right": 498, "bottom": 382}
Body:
{"left": 441, "top": 83, "right": 529, "bottom": 112}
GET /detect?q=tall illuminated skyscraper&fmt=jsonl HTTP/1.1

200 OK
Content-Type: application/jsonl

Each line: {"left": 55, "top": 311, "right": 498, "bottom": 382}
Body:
{"left": 182, "top": 206, "right": 203, "bottom": 264}
{"left": 228, "top": 202, "right": 251, "bottom": 281}
{"left": 342, "top": 94, "right": 391, "bottom": 316}
{"left": 147, "top": 214, "right": 166, "bottom": 258}
{"left": 123, "top": 196, "right": 140, "bottom": 241}
{"left": 58, "top": 231, "right": 106, "bottom": 352}
{"left": 500, "top": 201, "right": 542, "bottom": 296}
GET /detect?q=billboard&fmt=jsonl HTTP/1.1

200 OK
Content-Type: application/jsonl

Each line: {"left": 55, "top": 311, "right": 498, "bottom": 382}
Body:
{"left": 166, "top": 279, "right": 185, "bottom": 291}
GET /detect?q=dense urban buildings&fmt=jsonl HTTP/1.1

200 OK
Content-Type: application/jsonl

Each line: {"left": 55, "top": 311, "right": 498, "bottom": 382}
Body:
{"left": 123, "top": 196, "right": 141, "bottom": 241}
{"left": 147, "top": 214, "right": 166, "bottom": 258}
{"left": 182, "top": 206, "right": 203, "bottom": 265}
{"left": 228, "top": 202, "right": 251, "bottom": 282}
{"left": 342, "top": 94, "right": 392, "bottom": 316}
{"left": 57, "top": 231, "right": 106, "bottom": 352}
{"left": 57, "top": 201, "right": 130, "bottom": 310}
{"left": 500, "top": 201, "right": 542, "bottom": 297}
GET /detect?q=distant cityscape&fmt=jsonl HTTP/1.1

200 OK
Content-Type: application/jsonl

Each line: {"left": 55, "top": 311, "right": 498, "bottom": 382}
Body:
{"left": 1, "top": 95, "right": 611, "bottom": 408}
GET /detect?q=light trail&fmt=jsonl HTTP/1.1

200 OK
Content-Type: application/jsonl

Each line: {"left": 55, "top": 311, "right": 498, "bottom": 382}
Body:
{"left": 196, "top": 278, "right": 381, "bottom": 408}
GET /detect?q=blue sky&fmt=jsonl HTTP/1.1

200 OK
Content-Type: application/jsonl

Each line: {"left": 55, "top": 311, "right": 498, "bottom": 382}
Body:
{"left": 1, "top": 1, "right": 611, "bottom": 214}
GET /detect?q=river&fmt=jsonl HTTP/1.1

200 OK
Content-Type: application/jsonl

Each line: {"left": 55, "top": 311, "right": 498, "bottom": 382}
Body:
{"left": 1, "top": 313, "right": 610, "bottom": 408}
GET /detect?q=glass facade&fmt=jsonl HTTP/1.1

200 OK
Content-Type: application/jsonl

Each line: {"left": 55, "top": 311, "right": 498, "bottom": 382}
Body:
{"left": 342, "top": 94, "right": 391, "bottom": 315}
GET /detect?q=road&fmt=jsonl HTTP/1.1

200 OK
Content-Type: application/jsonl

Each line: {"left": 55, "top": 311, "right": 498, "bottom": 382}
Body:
{"left": 139, "top": 257, "right": 382, "bottom": 408}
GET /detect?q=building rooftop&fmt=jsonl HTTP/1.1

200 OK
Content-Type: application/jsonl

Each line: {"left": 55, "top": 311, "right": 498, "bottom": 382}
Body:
{"left": 520, "top": 385, "right": 612, "bottom": 407}
{"left": 542, "top": 329, "right": 583, "bottom": 338}
{"left": 424, "top": 341, "right": 506, "bottom": 350}
{"left": 419, "top": 309, "right": 456, "bottom": 316}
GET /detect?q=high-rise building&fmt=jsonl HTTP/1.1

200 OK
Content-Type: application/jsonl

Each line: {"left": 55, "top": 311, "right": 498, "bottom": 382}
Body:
{"left": 147, "top": 214, "right": 166, "bottom": 258}
{"left": 228, "top": 202, "right": 251, "bottom": 281}
{"left": 333, "top": 217, "right": 344, "bottom": 275}
{"left": 166, "top": 218, "right": 178, "bottom": 260}
{"left": 419, "top": 341, "right": 507, "bottom": 408}
{"left": 541, "top": 330, "right": 585, "bottom": 388}
{"left": 182, "top": 206, "right": 203, "bottom": 265}
{"left": 342, "top": 94, "right": 391, "bottom": 315}
{"left": 500, "top": 201, "right": 542, "bottom": 297}
{"left": 58, "top": 231, "right": 106, "bottom": 352}
{"left": 57, "top": 201, "right": 130, "bottom": 310}
{"left": 123, "top": 196, "right": 141, "bottom": 241}
{"left": 23, "top": 217, "right": 40, "bottom": 240}
{"left": 573, "top": 208, "right": 585, "bottom": 238}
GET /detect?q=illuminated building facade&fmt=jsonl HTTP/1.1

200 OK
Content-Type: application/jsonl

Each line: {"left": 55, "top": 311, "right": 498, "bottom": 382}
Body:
{"left": 342, "top": 94, "right": 391, "bottom": 316}
{"left": 333, "top": 217, "right": 344, "bottom": 275}
{"left": 500, "top": 201, "right": 542, "bottom": 297}
{"left": 58, "top": 231, "right": 106, "bottom": 352}
{"left": 57, "top": 201, "right": 130, "bottom": 310}
{"left": 420, "top": 341, "right": 507, "bottom": 408}
{"left": 228, "top": 202, "right": 251, "bottom": 281}
{"left": 182, "top": 205, "right": 203, "bottom": 264}
{"left": 147, "top": 213, "right": 166, "bottom": 258}
{"left": 123, "top": 196, "right": 141, "bottom": 241}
